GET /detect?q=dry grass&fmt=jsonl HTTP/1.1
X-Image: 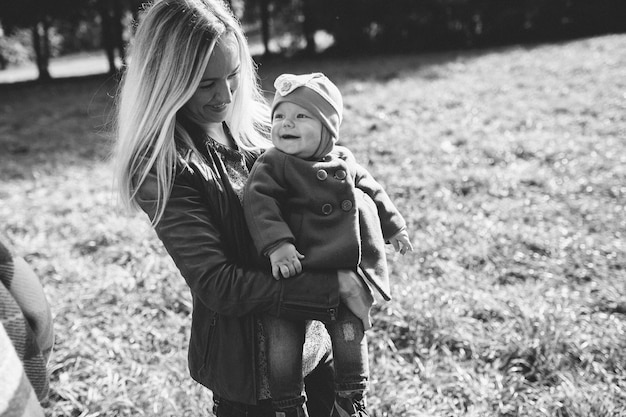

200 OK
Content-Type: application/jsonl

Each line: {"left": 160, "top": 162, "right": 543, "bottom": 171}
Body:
{"left": 1, "top": 34, "right": 625, "bottom": 417}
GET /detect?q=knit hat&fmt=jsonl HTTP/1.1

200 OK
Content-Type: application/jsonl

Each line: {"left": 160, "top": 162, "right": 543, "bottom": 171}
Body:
{"left": 271, "top": 73, "right": 343, "bottom": 143}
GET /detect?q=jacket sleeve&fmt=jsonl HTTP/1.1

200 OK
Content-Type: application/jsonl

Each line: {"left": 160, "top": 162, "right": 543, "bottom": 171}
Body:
{"left": 136, "top": 168, "right": 340, "bottom": 320}
{"left": 243, "top": 151, "right": 295, "bottom": 256}
{"left": 339, "top": 147, "right": 406, "bottom": 240}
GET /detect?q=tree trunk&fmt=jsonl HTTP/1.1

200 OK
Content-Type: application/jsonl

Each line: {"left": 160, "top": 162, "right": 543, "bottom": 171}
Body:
{"left": 259, "top": 0, "right": 270, "bottom": 56}
{"left": 100, "top": 1, "right": 117, "bottom": 74}
{"left": 112, "top": 0, "right": 126, "bottom": 65}
{"left": 301, "top": 0, "right": 316, "bottom": 54}
{"left": 32, "top": 20, "right": 51, "bottom": 81}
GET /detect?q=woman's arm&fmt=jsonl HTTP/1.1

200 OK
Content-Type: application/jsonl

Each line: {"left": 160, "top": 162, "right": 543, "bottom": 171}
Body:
{"left": 136, "top": 170, "right": 340, "bottom": 321}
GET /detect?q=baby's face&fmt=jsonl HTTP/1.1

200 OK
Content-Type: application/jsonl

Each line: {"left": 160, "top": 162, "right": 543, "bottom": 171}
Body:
{"left": 271, "top": 102, "right": 322, "bottom": 159}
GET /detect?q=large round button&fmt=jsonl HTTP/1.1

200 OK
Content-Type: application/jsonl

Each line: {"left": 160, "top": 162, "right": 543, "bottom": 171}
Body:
{"left": 335, "top": 170, "right": 347, "bottom": 180}
{"left": 316, "top": 169, "right": 328, "bottom": 181}
{"left": 321, "top": 203, "right": 333, "bottom": 215}
{"left": 341, "top": 200, "right": 353, "bottom": 211}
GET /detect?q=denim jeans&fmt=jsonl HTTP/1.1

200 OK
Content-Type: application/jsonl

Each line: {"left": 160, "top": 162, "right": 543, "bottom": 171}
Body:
{"left": 212, "top": 351, "right": 338, "bottom": 417}
{"left": 263, "top": 304, "right": 369, "bottom": 411}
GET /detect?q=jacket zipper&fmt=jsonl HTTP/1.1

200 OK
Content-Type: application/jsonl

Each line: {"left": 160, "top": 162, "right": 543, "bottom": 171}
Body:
{"left": 282, "top": 303, "right": 338, "bottom": 321}
{"left": 203, "top": 312, "right": 218, "bottom": 366}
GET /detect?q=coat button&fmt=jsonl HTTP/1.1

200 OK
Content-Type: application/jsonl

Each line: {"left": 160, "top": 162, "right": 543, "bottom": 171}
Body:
{"left": 321, "top": 203, "right": 333, "bottom": 215}
{"left": 335, "top": 170, "right": 347, "bottom": 180}
{"left": 341, "top": 200, "right": 353, "bottom": 211}
{"left": 316, "top": 169, "right": 328, "bottom": 181}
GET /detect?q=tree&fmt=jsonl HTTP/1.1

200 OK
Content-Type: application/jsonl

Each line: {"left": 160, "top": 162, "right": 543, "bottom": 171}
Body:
{"left": 95, "top": 0, "right": 126, "bottom": 74}
{"left": 31, "top": 13, "right": 52, "bottom": 80}
{"left": 300, "top": 0, "right": 316, "bottom": 54}
{"left": 0, "top": 0, "right": 48, "bottom": 79}
{"left": 0, "top": 0, "right": 83, "bottom": 80}
{"left": 259, "top": 0, "right": 271, "bottom": 56}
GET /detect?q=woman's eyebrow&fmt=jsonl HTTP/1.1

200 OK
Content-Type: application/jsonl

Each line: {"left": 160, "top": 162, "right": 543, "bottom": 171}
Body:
{"left": 200, "top": 65, "right": 241, "bottom": 82}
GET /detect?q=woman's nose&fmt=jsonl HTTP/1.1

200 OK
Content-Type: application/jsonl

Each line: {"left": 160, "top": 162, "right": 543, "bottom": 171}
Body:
{"left": 215, "top": 80, "right": 233, "bottom": 103}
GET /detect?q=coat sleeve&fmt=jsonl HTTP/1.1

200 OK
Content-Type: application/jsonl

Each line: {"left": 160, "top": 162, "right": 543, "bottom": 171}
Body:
{"left": 136, "top": 168, "right": 340, "bottom": 321}
{"left": 243, "top": 151, "right": 295, "bottom": 256}
{"left": 339, "top": 147, "right": 406, "bottom": 240}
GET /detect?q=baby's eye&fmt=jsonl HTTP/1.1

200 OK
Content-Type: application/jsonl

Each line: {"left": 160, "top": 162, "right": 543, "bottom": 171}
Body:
{"left": 296, "top": 113, "right": 309, "bottom": 119}
{"left": 273, "top": 114, "right": 284, "bottom": 120}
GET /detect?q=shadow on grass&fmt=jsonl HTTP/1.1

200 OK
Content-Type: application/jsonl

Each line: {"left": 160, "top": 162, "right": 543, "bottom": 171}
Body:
{"left": 0, "top": 72, "right": 120, "bottom": 91}
{"left": 0, "top": 34, "right": 615, "bottom": 174}
{"left": 0, "top": 72, "right": 120, "bottom": 178}
{"left": 0, "top": 47, "right": 474, "bottom": 173}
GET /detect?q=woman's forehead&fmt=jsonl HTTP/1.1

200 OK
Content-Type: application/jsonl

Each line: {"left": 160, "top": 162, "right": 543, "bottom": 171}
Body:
{"left": 203, "top": 33, "right": 239, "bottom": 78}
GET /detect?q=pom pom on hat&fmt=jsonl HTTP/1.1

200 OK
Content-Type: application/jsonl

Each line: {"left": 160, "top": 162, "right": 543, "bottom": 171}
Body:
{"left": 271, "top": 73, "right": 343, "bottom": 140}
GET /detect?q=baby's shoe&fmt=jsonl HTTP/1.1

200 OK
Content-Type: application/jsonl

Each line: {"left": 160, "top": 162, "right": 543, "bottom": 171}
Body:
{"left": 333, "top": 393, "right": 368, "bottom": 417}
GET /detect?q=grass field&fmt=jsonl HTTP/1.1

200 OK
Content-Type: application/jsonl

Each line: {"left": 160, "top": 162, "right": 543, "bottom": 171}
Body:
{"left": 1, "top": 34, "right": 625, "bottom": 417}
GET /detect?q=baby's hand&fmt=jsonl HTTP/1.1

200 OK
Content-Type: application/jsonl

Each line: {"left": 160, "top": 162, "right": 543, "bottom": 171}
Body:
{"left": 269, "top": 243, "right": 305, "bottom": 279}
{"left": 389, "top": 229, "right": 413, "bottom": 255}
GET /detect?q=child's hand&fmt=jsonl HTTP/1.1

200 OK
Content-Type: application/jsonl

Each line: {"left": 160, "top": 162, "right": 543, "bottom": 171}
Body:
{"left": 389, "top": 228, "right": 413, "bottom": 255}
{"left": 269, "top": 243, "right": 305, "bottom": 279}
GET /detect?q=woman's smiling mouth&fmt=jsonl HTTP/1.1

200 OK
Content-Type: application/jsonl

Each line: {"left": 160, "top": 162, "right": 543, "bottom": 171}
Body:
{"left": 208, "top": 103, "right": 228, "bottom": 111}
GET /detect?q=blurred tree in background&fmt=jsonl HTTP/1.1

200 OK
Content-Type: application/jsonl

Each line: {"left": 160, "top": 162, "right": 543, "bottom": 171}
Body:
{"left": 0, "top": 0, "right": 142, "bottom": 78}
{"left": 309, "top": 0, "right": 626, "bottom": 53}
{"left": 0, "top": 0, "right": 625, "bottom": 80}
{"left": 0, "top": 0, "right": 84, "bottom": 79}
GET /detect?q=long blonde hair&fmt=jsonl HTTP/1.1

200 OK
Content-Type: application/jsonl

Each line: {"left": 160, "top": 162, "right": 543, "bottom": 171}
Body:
{"left": 113, "top": 0, "right": 270, "bottom": 225}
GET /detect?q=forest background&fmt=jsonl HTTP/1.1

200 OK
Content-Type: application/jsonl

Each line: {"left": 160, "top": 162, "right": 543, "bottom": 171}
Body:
{"left": 1, "top": 0, "right": 626, "bottom": 81}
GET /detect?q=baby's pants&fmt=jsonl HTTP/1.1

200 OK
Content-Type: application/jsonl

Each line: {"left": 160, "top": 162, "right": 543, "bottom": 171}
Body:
{"left": 263, "top": 303, "right": 369, "bottom": 412}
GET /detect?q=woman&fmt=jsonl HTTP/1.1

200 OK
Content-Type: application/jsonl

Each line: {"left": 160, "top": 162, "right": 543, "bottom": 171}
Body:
{"left": 112, "top": 1, "right": 373, "bottom": 416}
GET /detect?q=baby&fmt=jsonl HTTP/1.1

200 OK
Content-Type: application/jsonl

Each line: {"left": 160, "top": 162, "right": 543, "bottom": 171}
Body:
{"left": 244, "top": 73, "right": 412, "bottom": 417}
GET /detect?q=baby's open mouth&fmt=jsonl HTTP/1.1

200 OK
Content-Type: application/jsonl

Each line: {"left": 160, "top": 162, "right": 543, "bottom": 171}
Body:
{"left": 281, "top": 134, "right": 299, "bottom": 139}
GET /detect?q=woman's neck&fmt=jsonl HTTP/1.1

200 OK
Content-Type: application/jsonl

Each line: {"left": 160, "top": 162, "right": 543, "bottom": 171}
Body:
{"left": 205, "top": 123, "right": 235, "bottom": 149}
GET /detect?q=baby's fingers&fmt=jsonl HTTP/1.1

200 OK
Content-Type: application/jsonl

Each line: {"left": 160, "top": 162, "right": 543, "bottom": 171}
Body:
{"left": 271, "top": 264, "right": 281, "bottom": 280}
{"left": 403, "top": 237, "right": 414, "bottom": 253}
{"left": 294, "top": 259, "right": 303, "bottom": 275}
{"left": 280, "top": 264, "right": 293, "bottom": 278}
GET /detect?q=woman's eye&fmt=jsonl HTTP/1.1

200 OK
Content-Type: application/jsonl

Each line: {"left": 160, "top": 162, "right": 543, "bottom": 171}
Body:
{"left": 228, "top": 71, "right": 239, "bottom": 79}
{"left": 199, "top": 83, "right": 214, "bottom": 90}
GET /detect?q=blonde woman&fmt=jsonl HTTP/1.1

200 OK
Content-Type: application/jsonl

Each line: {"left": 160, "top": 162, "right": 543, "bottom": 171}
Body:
{"left": 112, "top": 1, "right": 373, "bottom": 416}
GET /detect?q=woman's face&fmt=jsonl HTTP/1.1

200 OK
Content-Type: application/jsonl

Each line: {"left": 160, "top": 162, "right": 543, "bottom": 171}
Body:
{"left": 182, "top": 33, "right": 241, "bottom": 126}
{"left": 272, "top": 102, "right": 323, "bottom": 159}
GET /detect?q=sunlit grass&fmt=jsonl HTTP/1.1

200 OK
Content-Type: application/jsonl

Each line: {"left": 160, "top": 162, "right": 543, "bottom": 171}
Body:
{"left": 1, "top": 34, "right": 625, "bottom": 417}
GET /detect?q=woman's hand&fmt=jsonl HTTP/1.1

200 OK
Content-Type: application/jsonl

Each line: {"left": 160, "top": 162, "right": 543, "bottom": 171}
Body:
{"left": 338, "top": 269, "right": 374, "bottom": 330}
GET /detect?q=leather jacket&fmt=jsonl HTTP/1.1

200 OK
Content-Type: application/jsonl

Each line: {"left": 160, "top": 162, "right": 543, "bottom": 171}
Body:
{"left": 136, "top": 140, "right": 340, "bottom": 405}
